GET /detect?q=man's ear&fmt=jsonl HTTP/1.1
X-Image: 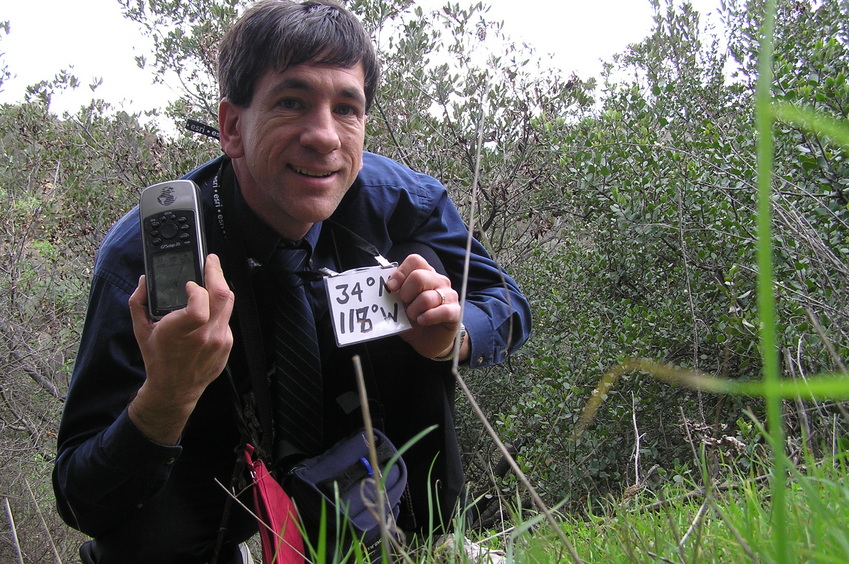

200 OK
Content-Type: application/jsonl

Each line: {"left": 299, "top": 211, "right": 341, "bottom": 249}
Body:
{"left": 218, "top": 99, "right": 245, "bottom": 159}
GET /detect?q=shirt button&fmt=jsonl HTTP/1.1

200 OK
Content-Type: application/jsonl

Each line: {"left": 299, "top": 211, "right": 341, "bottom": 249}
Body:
{"left": 165, "top": 457, "right": 176, "bottom": 466}
{"left": 476, "top": 357, "right": 484, "bottom": 366}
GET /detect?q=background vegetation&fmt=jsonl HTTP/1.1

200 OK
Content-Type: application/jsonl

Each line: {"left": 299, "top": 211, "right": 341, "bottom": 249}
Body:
{"left": 1, "top": 0, "right": 847, "bottom": 561}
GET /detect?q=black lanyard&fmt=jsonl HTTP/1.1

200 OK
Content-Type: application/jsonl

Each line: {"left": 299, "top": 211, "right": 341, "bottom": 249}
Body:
{"left": 213, "top": 159, "right": 276, "bottom": 458}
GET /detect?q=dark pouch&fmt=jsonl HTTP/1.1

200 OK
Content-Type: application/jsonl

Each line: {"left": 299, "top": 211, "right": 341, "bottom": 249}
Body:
{"left": 286, "top": 428, "right": 407, "bottom": 556}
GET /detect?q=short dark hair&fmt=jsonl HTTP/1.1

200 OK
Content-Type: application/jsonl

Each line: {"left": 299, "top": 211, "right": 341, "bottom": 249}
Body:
{"left": 218, "top": 0, "right": 380, "bottom": 111}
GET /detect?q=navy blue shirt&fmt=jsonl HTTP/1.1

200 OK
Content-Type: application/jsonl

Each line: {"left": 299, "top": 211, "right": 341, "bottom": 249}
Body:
{"left": 53, "top": 152, "right": 531, "bottom": 557}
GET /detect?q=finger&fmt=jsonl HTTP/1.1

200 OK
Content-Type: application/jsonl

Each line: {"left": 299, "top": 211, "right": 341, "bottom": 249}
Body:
{"left": 404, "top": 283, "right": 458, "bottom": 322}
{"left": 420, "top": 287, "right": 454, "bottom": 310}
{"left": 415, "top": 301, "right": 461, "bottom": 327}
{"left": 129, "top": 274, "right": 148, "bottom": 310}
{"left": 395, "top": 269, "right": 453, "bottom": 306}
{"left": 386, "top": 253, "right": 434, "bottom": 292}
{"left": 203, "top": 254, "right": 235, "bottom": 322}
{"left": 181, "top": 279, "right": 212, "bottom": 326}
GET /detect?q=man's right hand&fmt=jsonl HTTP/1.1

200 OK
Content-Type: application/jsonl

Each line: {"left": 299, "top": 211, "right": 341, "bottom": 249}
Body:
{"left": 127, "top": 253, "right": 235, "bottom": 444}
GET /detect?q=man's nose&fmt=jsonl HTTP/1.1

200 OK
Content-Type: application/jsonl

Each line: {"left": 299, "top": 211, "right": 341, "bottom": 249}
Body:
{"left": 300, "top": 108, "right": 341, "bottom": 153}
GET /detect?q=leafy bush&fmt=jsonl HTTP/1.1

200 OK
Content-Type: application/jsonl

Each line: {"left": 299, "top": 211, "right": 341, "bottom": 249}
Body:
{"left": 498, "top": 0, "right": 849, "bottom": 513}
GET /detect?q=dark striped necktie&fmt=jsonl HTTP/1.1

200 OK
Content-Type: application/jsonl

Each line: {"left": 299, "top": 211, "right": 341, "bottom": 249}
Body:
{"left": 268, "top": 244, "right": 323, "bottom": 458}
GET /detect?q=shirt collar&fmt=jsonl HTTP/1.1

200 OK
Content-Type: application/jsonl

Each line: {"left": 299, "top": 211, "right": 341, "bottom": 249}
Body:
{"left": 232, "top": 179, "right": 322, "bottom": 266}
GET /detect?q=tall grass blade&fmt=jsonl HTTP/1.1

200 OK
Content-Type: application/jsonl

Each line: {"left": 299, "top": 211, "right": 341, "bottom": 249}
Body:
{"left": 753, "top": 0, "right": 786, "bottom": 561}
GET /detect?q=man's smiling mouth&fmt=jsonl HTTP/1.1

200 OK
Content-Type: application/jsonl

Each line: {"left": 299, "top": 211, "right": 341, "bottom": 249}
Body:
{"left": 291, "top": 165, "right": 334, "bottom": 178}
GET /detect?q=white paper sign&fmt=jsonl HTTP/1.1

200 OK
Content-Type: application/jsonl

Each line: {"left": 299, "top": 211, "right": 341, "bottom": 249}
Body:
{"left": 324, "top": 265, "right": 412, "bottom": 347}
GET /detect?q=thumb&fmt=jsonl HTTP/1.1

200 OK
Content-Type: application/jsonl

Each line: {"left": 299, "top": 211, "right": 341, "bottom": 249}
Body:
{"left": 129, "top": 275, "right": 155, "bottom": 340}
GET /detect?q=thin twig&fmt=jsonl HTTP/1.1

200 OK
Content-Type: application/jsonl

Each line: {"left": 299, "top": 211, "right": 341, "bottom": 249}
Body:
{"left": 804, "top": 306, "right": 847, "bottom": 372}
{"left": 212, "top": 478, "right": 307, "bottom": 561}
{"left": 373, "top": 98, "right": 412, "bottom": 169}
{"left": 645, "top": 552, "right": 681, "bottom": 564}
{"left": 679, "top": 406, "right": 701, "bottom": 474}
{"left": 677, "top": 183, "right": 705, "bottom": 423}
{"left": 352, "top": 355, "right": 405, "bottom": 560}
{"left": 678, "top": 501, "right": 709, "bottom": 549}
{"left": 635, "top": 476, "right": 770, "bottom": 513}
{"left": 4, "top": 498, "right": 24, "bottom": 564}
{"left": 453, "top": 373, "right": 582, "bottom": 562}
{"left": 707, "top": 498, "right": 760, "bottom": 563}
{"left": 450, "top": 85, "right": 583, "bottom": 563}
{"left": 632, "top": 392, "right": 642, "bottom": 486}
{"left": 24, "top": 478, "right": 62, "bottom": 564}
{"left": 650, "top": 483, "right": 686, "bottom": 563}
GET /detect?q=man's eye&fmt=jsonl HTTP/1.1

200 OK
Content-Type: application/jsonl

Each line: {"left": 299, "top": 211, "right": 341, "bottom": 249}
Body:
{"left": 279, "top": 98, "right": 301, "bottom": 109}
{"left": 336, "top": 105, "right": 359, "bottom": 116}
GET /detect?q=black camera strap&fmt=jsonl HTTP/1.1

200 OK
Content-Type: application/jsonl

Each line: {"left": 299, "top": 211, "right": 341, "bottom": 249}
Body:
{"left": 213, "top": 159, "right": 275, "bottom": 456}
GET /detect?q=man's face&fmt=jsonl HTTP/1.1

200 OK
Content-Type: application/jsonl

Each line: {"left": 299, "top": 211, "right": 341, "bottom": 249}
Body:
{"left": 219, "top": 62, "right": 367, "bottom": 240}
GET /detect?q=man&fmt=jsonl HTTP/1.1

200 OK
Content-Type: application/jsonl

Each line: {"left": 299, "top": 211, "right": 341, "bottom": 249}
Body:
{"left": 53, "top": 1, "right": 531, "bottom": 562}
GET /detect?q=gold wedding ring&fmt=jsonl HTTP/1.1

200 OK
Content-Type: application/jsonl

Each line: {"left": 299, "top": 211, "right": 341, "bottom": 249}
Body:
{"left": 435, "top": 288, "right": 446, "bottom": 305}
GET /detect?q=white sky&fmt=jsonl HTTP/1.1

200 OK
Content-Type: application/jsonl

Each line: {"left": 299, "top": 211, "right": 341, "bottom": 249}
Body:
{"left": 0, "top": 0, "right": 724, "bottom": 117}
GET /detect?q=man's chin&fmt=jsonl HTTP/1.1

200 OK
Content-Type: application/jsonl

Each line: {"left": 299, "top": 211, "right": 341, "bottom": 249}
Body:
{"left": 298, "top": 192, "right": 348, "bottom": 218}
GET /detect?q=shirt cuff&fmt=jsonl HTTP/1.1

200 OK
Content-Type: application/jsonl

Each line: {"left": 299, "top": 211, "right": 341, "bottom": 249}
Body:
{"left": 101, "top": 409, "right": 183, "bottom": 473}
{"left": 463, "top": 302, "right": 508, "bottom": 368}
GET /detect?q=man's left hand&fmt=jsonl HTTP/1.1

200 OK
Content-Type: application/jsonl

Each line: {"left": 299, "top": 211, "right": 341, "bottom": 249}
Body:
{"left": 385, "top": 254, "right": 468, "bottom": 361}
